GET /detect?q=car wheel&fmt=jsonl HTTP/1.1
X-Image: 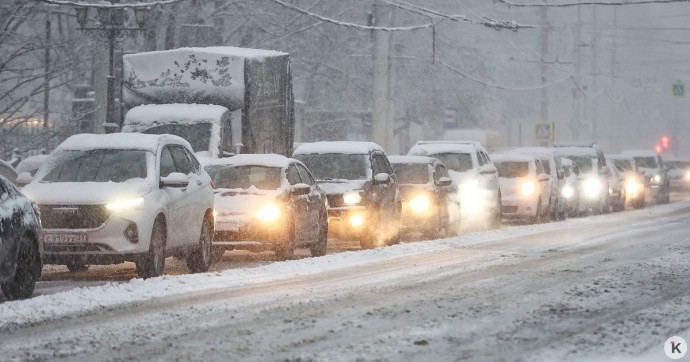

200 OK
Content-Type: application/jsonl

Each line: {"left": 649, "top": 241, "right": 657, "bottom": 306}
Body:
{"left": 136, "top": 219, "right": 166, "bottom": 279}
{"left": 186, "top": 218, "right": 212, "bottom": 273}
{"left": 309, "top": 214, "right": 328, "bottom": 257}
{"left": 65, "top": 259, "right": 89, "bottom": 273}
{"left": 1, "top": 234, "right": 40, "bottom": 300}
{"left": 274, "top": 225, "right": 295, "bottom": 260}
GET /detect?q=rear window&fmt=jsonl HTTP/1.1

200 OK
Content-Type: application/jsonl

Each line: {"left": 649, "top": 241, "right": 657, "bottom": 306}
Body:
{"left": 634, "top": 157, "right": 658, "bottom": 169}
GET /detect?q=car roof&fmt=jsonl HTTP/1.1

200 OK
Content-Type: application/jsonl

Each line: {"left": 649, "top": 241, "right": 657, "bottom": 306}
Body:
{"left": 512, "top": 147, "right": 555, "bottom": 158}
{"left": 293, "top": 141, "right": 384, "bottom": 155}
{"left": 204, "top": 154, "right": 296, "bottom": 169}
{"left": 553, "top": 146, "right": 598, "bottom": 157}
{"left": 408, "top": 142, "right": 481, "bottom": 155}
{"left": 388, "top": 155, "right": 438, "bottom": 165}
{"left": 56, "top": 133, "right": 191, "bottom": 153}
{"left": 490, "top": 153, "right": 537, "bottom": 163}
{"left": 620, "top": 149, "right": 659, "bottom": 157}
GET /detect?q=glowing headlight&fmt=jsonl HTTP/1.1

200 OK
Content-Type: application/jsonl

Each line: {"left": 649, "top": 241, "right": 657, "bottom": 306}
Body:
{"left": 652, "top": 174, "right": 661, "bottom": 183}
{"left": 343, "top": 191, "right": 362, "bottom": 205}
{"left": 625, "top": 178, "right": 641, "bottom": 196}
{"left": 409, "top": 194, "right": 431, "bottom": 212}
{"left": 520, "top": 181, "right": 536, "bottom": 196}
{"left": 459, "top": 179, "right": 479, "bottom": 194}
{"left": 105, "top": 197, "right": 145, "bottom": 212}
{"left": 254, "top": 204, "right": 281, "bottom": 222}
{"left": 685, "top": 171, "right": 690, "bottom": 180}
{"left": 561, "top": 185, "right": 574, "bottom": 199}
{"left": 583, "top": 178, "right": 602, "bottom": 199}
{"left": 350, "top": 214, "right": 365, "bottom": 227}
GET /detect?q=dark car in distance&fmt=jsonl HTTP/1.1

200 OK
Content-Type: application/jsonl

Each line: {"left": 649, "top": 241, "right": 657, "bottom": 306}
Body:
{"left": 0, "top": 176, "right": 42, "bottom": 300}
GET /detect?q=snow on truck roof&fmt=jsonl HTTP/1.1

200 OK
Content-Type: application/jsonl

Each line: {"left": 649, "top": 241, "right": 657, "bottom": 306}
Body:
{"left": 123, "top": 104, "right": 228, "bottom": 126}
{"left": 293, "top": 141, "right": 384, "bottom": 155}
{"left": 125, "top": 46, "right": 287, "bottom": 61}
{"left": 408, "top": 142, "right": 478, "bottom": 155}
{"left": 56, "top": 133, "right": 191, "bottom": 153}
{"left": 204, "top": 154, "right": 295, "bottom": 169}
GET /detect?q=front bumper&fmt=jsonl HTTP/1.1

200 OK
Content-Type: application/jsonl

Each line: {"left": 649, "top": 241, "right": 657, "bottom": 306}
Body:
{"left": 214, "top": 215, "right": 290, "bottom": 251}
{"left": 500, "top": 195, "right": 539, "bottom": 220}
{"left": 327, "top": 206, "right": 369, "bottom": 239}
{"left": 42, "top": 213, "right": 154, "bottom": 265}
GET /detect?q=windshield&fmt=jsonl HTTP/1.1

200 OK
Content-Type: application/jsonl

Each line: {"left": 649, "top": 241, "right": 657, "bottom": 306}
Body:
{"left": 293, "top": 153, "right": 367, "bottom": 180}
{"left": 634, "top": 156, "right": 658, "bottom": 169}
{"left": 613, "top": 159, "right": 632, "bottom": 172}
{"left": 391, "top": 163, "right": 429, "bottom": 184}
{"left": 570, "top": 156, "right": 595, "bottom": 174}
{"left": 495, "top": 161, "right": 529, "bottom": 178}
{"left": 206, "top": 165, "right": 281, "bottom": 190}
{"left": 141, "top": 123, "right": 212, "bottom": 153}
{"left": 41, "top": 149, "right": 148, "bottom": 183}
{"left": 429, "top": 152, "right": 473, "bottom": 172}
{"left": 539, "top": 159, "right": 550, "bottom": 174}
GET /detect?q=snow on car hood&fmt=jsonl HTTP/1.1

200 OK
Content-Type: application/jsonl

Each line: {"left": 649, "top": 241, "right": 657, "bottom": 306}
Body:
{"left": 498, "top": 177, "right": 525, "bottom": 196}
{"left": 316, "top": 179, "right": 368, "bottom": 195}
{"left": 448, "top": 170, "right": 476, "bottom": 186}
{"left": 22, "top": 180, "right": 152, "bottom": 205}
{"left": 214, "top": 186, "right": 284, "bottom": 215}
{"left": 0, "top": 193, "right": 37, "bottom": 227}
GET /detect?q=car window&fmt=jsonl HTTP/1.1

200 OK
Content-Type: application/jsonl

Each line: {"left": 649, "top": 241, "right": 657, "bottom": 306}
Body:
{"left": 160, "top": 146, "right": 176, "bottom": 178}
{"left": 535, "top": 160, "right": 544, "bottom": 175}
{"left": 429, "top": 153, "right": 473, "bottom": 172}
{"left": 169, "top": 145, "right": 193, "bottom": 175}
{"left": 371, "top": 154, "right": 384, "bottom": 175}
{"left": 295, "top": 164, "right": 315, "bottom": 186}
{"left": 434, "top": 164, "right": 449, "bottom": 181}
{"left": 286, "top": 164, "right": 301, "bottom": 185}
{"left": 541, "top": 159, "right": 551, "bottom": 174}
{"left": 185, "top": 148, "right": 201, "bottom": 174}
{"left": 477, "top": 152, "right": 486, "bottom": 166}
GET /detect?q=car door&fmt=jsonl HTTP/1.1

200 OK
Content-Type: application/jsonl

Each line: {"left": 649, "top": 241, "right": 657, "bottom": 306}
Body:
{"left": 286, "top": 164, "right": 309, "bottom": 242}
{"left": 371, "top": 152, "right": 396, "bottom": 219}
{"left": 169, "top": 145, "right": 207, "bottom": 246}
{"left": 479, "top": 151, "right": 499, "bottom": 196}
{"left": 296, "top": 163, "right": 322, "bottom": 242}
{"left": 433, "top": 162, "right": 451, "bottom": 224}
{"left": 536, "top": 160, "right": 550, "bottom": 210}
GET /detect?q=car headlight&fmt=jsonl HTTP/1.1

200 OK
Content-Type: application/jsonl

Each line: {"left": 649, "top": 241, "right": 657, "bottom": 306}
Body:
{"left": 583, "top": 178, "right": 602, "bottom": 199}
{"left": 561, "top": 185, "right": 574, "bottom": 199}
{"left": 652, "top": 174, "right": 661, "bottom": 183}
{"left": 625, "top": 178, "right": 640, "bottom": 195}
{"left": 254, "top": 204, "right": 281, "bottom": 222}
{"left": 520, "top": 181, "right": 536, "bottom": 196}
{"left": 106, "top": 197, "right": 145, "bottom": 212}
{"left": 459, "top": 179, "right": 479, "bottom": 194}
{"left": 409, "top": 194, "right": 431, "bottom": 213}
{"left": 343, "top": 191, "right": 362, "bottom": 205}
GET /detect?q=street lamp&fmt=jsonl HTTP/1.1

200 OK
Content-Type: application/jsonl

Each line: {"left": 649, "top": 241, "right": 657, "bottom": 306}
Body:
{"left": 73, "top": 2, "right": 149, "bottom": 133}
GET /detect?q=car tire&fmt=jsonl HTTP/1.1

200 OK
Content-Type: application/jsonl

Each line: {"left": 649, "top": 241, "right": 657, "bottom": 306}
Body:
{"left": 310, "top": 214, "right": 328, "bottom": 257}
{"left": 1, "top": 234, "right": 41, "bottom": 300}
{"left": 136, "top": 219, "right": 166, "bottom": 279}
{"left": 488, "top": 192, "right": 502, "bottom": 230}
{"left": 186, "top": 218, "right": 212, "bottom": 273}
{"left": 65, "top": 259, "right": 89, "bottom": 273}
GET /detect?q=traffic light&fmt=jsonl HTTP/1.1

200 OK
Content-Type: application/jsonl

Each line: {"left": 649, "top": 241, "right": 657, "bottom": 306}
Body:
{"left": 656, "top": 144, "right": 663, "bottom": 154}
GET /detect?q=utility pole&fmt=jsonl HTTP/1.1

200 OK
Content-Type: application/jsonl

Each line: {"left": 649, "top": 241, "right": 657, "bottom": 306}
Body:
{"left": 571, "top": 1, "right": 583, "bottom": 140}
{"left": 610, "top": 7, "right": 618, "bottom": 151}
{"left": 372, "top": 3, "right": 393, "bottom": 152}
{"left": 43, "top": 5, "right": 53, "bottom": 130}
{"left": 539, "top": 2, "right": 549, "bottom": 125}
{"left": 590, "top": 5, "right": 599, "bottom": 140}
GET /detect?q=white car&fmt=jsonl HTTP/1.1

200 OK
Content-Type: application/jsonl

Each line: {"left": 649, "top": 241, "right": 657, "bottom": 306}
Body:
{"left": 407, "top": 141, "right": 501, "bottom": 229}
{"left": 491, "top": 153, "right": 550, "bottom": 224}
{"left": 620, "top": 150, "right": 670, "bottom": 204}
{"left": 22, "top": 133, "right": 215, "bottom": 279}
{"left": 512, "top": 147, "right": 566, "bottom": 220}
{"left": 559, "top": 158, "right": 581, "bottom": 217}
{"left": 554, "top": 147, "right": 610, "bottom": 215}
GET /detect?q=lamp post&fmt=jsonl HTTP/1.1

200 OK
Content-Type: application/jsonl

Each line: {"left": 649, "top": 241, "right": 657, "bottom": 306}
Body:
{"left": 75, "top": 2, "right": 149, "bottom": 133}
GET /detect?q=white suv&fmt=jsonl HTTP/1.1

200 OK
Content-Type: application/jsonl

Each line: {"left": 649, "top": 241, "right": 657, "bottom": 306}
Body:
{"left": 22, "top": 133, "right": 215, "bottom": 279}
{"left": 407, "top": 141, "right": 501, "bottom": 229}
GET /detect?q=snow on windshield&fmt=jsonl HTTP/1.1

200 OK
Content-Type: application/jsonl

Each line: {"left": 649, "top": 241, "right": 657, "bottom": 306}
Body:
{"left": 428, "top": 152, "right": 473, "bottom": 173}
{"left": 294, "top": 153, "right": 368, "bottom": 181}
{"left": 207, "top": 165, "right": 281, "bottom": 190}
{"left": 634, "top": 157, "right": 658, "bottom": 169}
{"left": 495, "top": 161, "right": 530, "bottom": 178}
{"left": 40, "top": 150, "right": 148, "bottom": 183}
{"left": 391, "top": 163, "right": 429, "bottom": 184}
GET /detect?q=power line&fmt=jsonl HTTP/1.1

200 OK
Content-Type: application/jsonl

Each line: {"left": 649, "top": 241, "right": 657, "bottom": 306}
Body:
{"left": 35, "top": 0, "right": 185, "bottom": 9}
{"left": 438, "top": 59, "right": 574, "bottom": 91}
{"left": 494, "top": 0, "right": 688, "bottom": 7}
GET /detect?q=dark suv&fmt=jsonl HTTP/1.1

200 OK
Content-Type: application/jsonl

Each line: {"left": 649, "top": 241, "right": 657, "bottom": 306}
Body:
{"left": 0, "top": 176, "right": 42, "bottom": 300}
{"left": 293, "top": 142, "right": 401, "bottom": 249}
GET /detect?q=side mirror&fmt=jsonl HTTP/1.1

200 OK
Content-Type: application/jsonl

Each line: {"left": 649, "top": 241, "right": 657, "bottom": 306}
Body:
{"left": 160, "top": 172, "right": 190, "bottom": 188}
{"left": 291, "top": 183, "right": 311, "bottom": 196}
{"left": 557, "top": 169, "right": 564, "bottom": 179}
{"left": 374, "top": 172, "right": 390, "bottom": 184}
{"left": 16, "top": 172, "right": 33, "bottom": 186}
{"left": 537, "top": 173, "right": 550, "bottom": 182}
{"left": 436, "top": 176, "right": 452, "bottom": 187}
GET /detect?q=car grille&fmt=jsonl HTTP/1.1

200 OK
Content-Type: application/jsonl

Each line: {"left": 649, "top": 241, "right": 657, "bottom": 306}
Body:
{"left": 326, "top": 194, "right": 345, "bottom": 208}
{"left": 39, "top": 205, "right": 111, "bottom": 229}
{"left": 502, "top": 205, "right": 518, "bottom": 213}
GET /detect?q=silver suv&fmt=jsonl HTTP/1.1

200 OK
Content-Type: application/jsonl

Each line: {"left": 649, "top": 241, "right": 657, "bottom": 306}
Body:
{"left": 407, "top": 141, "right": 501, "bottom": 229}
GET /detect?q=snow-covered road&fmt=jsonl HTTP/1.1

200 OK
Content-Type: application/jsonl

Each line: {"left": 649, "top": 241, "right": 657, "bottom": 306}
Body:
{"left": 1, "top": 201, "right": 689, "bottom": 361}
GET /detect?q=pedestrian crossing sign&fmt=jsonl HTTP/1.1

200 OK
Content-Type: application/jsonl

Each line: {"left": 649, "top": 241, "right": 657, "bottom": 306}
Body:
{"left": 534, "top": 122, "right": 554, "bottom": 142}
{"left": 673, "top": 81, "right": 685, "bottom": 97}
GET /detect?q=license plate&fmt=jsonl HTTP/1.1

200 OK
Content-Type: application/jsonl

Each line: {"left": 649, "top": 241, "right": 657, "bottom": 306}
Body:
{"left": 217, "top": 221, "right": 241, "bottom": 232}
{"left": 44, "top": 233, "right": 88, "bottom": 244}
